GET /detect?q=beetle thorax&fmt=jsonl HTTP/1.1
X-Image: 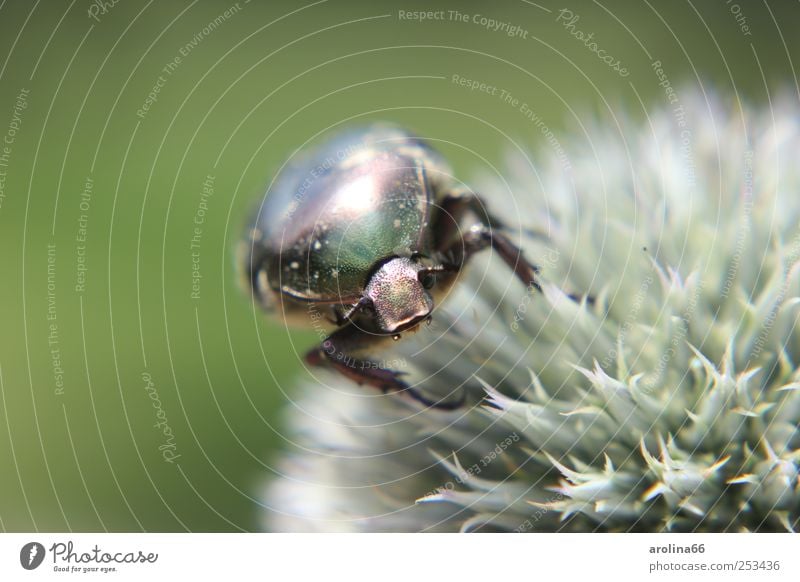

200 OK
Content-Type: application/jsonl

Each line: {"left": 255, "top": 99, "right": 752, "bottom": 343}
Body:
{"left": 364, "top": 257, "right": 432, "bottom": 334}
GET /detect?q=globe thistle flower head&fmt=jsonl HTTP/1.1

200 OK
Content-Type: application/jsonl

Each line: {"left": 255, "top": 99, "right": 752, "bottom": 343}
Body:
{"left": 265, "top": 91, "right": 800, "bottom": 532}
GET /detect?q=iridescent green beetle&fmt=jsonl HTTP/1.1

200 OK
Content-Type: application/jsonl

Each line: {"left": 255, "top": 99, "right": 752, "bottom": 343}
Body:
{"left": 241, "top": 125, "right": 539, "bottom": 409}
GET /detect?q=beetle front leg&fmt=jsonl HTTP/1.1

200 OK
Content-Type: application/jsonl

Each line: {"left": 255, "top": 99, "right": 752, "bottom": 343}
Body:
{"left": 439, "top": 223, "right": 541, "bottom": 292}
{"left": 436, "top": 194, "right": 597, "bottom": 304}
{"left": 434, "top": 191, "right": 541, "bottom": 291}
{"left": 469, "top": 224, "right": 541, "bottom": 292}
{"left": 305, "top": 327, "right": 404, "bottom": 391}
{"left": 304, "top": 326, "right": 465, "bottom": 410}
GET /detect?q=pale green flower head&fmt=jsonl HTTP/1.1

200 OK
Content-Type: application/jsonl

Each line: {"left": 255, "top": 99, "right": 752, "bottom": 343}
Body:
{"left": 265, "top": 91, "right": 800, "bottom": 532}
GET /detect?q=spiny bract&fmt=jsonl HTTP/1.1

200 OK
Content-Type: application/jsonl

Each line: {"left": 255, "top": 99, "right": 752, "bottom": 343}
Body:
{"left": 264, "top": 91, "right": 800, "bottom": 532}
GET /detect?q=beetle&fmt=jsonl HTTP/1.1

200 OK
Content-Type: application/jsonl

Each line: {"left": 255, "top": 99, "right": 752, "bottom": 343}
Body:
{"left": 241, "top": 124, "right": 540, "bottom": 409}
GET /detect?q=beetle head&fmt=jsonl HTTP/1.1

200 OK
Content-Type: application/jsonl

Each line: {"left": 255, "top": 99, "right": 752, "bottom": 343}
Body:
{"left": 363, "top": 257, "right": 433, "bottom": 334}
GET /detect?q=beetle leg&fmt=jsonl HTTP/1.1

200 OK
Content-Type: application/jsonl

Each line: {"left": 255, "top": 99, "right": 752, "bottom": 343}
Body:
{"left": 464, "top": 225, "right": 541, "bottom": 291}
{"left": 434, "top": 212, "right": 540, "bottom": 294}
{"left": 432, "top": 190, "right": 540, "bottom": 289}
{"left": 304, "top": 326, "right": 465, "bottom": 410}
{"left": 435, "top": 196, "right": 600, "bottom": 303}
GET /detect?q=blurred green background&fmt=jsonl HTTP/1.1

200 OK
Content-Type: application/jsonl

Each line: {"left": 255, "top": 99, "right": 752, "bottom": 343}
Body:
{"left": 0, "top": 0, "right": 796, "bottom": 531}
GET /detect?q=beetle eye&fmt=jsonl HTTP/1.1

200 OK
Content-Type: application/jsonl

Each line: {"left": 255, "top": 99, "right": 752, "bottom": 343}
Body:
{"left": 420, "top": 272, "right": 436, "bottom": 289}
